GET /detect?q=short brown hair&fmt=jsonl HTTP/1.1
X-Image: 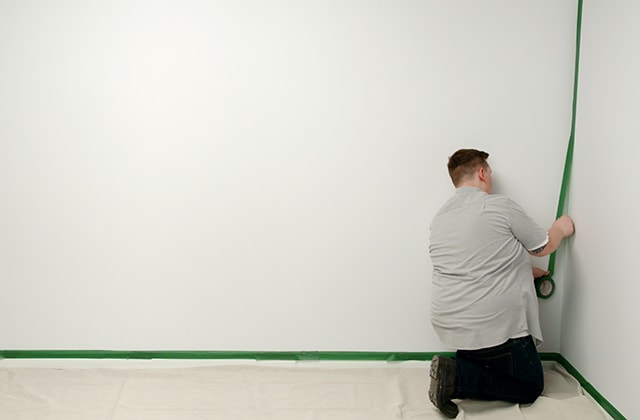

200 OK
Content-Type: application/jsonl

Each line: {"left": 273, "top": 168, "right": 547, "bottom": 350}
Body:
{"left": 447, "top": 149, "right": 489, "bottom": 186}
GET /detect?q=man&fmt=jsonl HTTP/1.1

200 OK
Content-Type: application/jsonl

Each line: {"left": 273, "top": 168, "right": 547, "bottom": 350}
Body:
{"left": 428, "top": 149, "right": 575, "bottom": 418}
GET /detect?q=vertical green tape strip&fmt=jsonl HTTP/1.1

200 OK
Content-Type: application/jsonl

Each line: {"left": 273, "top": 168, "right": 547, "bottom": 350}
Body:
{"left": 547, "top": 0, "right": 582, "bottom": 277}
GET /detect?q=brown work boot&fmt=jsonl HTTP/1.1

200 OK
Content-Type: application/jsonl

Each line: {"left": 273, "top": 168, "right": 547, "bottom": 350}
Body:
{"left": 429, "top": 355, "right": 459, "bottom": 418}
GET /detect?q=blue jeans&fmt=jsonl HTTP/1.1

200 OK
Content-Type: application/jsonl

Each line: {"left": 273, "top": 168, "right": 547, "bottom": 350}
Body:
{"left": 453, "top": 335, "right": 544, "bottom": 403}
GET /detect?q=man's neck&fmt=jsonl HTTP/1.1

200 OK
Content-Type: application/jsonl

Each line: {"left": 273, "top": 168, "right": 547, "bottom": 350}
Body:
{"left": 458, "top": 180, "right": 489, "bottom": 193}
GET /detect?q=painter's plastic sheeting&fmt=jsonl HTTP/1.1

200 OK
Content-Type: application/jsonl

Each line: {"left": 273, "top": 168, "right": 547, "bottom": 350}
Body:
{"left": 0, "top": 361, "right": 607, "bottom": 419}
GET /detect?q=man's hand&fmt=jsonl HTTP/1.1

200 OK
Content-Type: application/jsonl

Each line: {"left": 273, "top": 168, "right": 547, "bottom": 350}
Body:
{"left": 532, "top": 267, "right": 549, "bottom": 279}
{"left": 553, "top": 215, "right": 575, "bottom": 237}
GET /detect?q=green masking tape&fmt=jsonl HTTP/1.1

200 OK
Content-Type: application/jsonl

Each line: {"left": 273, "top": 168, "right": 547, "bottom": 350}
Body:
{"left": 537, "top": 0, "right": 582, "bottom": 299}
{"left": 535, "top": 275, "right": 556, "bottom": 300}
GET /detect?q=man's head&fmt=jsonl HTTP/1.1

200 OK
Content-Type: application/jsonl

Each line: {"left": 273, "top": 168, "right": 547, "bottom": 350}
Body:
{"left": 447, "top": 149, "right": 493, "bottom": 193}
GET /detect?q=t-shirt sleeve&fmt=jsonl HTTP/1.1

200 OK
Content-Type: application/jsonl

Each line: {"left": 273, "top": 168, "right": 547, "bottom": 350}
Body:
{"left": 506, "top": 198, "right": 549, "bottom": 251}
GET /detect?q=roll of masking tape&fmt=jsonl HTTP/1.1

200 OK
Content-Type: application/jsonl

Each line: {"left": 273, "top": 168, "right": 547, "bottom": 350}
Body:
{"left": 535, "top": 276, "right": 556, "bottom": 299}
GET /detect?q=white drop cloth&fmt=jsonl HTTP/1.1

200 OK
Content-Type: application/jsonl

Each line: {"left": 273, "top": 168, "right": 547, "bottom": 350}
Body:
{"left": 0, "top": 361, "right": 609, "bottom": 419}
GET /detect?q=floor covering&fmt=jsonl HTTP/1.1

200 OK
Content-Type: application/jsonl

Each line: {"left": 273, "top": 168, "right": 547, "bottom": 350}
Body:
{"left": 0, "top": 360, "right": 610, "bottom": 419}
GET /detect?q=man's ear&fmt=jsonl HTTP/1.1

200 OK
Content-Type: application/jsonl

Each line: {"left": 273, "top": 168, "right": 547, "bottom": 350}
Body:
{"left": 477, "top": 166, "right": 488, "bottom": 182}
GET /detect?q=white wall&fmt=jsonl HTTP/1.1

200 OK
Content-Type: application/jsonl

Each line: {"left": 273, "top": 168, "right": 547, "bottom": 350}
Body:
{"left": 560, "top": 1, "right": 640, "bottom": 418}
{"left": 0, "top": 1, "right": 576, "bottom": 352}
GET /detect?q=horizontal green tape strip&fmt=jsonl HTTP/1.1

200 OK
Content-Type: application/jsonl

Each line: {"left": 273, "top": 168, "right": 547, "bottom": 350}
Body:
{"left": 0, "top": 350, "right": 571, "bottom": 364}
{"left": 0, "top": 350, "right": 454, "bottom": 362}
{"left": 0, "top": 350, "right": 571, "bottom": 362}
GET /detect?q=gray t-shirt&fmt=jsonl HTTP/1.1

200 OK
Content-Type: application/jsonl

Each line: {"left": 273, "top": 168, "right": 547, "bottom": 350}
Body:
{"left": 429, "top": 187, "right": 548, "bottom": 350}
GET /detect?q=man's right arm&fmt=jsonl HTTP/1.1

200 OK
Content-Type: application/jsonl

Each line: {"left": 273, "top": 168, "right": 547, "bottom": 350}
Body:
{"left": 529, "top": 215, "right": 575, "bottom": 257}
